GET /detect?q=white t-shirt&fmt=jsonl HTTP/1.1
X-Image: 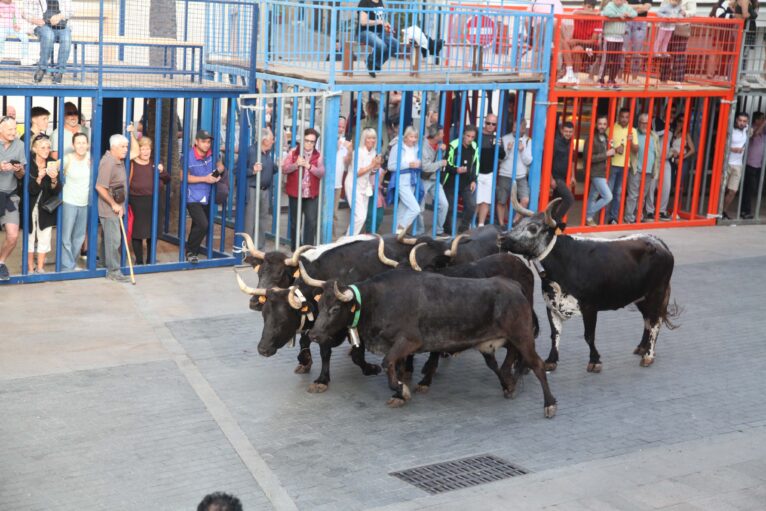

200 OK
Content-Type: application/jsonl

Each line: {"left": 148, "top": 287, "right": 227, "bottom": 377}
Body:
{"left": 729, "top": 128, "right": 748, "bottom": 166}
{"left": 63, "top": 155, "right": 92, "bottom": 206}
{"left": 499, "top": 134, "right": 533, "bottom": 179}
{"left": 51, "top": 125, "right": 90, "bottom": 156}
{"left": 346, "top": 146, "right": 376, "bottom": 196}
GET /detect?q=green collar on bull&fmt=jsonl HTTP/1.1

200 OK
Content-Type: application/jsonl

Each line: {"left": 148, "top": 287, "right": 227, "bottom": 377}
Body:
{"left": 348, "top": 284, "right": 362, "bottom": 329}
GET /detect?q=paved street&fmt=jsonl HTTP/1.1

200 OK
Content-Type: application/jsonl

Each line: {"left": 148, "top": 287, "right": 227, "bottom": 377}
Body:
{"left": 1, "top": 225, "right": 765, "bottom": 510}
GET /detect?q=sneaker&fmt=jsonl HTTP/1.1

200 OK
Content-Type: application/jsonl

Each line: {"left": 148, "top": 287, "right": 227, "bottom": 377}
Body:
{"left": 33, "top": 68, "right": 45, "bottom": 83}
{"left": 51, "top": 72, "right": 62, "bottom": 84}
{"left": 106, "top": 271, "right": 130, "bottom": 283}
{"left": 742, "top": 213, "right": 754, "bottom": 220}
{"left": 659, "top": 212, "right": 672, "bottom": 221}
{"left": 0, "top": 263, "right": 9, "bottom": 281}
{"left": 186, "top": 252, "right": 199, "bottom": 264}
{"left": 586, "top": 217, "right": 597, "bottom": 226}
{"left": 609, "top": 219, "right": 618, "bottom": 225}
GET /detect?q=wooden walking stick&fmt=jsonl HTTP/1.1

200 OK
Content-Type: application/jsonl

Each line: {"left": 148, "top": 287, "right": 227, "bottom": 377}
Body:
{"left": 118, "top": 212, "right": 136, "bottom": 285}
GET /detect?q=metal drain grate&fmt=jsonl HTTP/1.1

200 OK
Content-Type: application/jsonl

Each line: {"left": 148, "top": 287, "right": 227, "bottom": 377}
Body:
{"left": 390, "top": 454, "right": 529, "bottom": 494}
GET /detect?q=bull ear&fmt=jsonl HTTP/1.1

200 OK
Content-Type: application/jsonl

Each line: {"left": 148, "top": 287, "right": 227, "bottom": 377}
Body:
{"left": 314, "top": 294, "right": 322, "bottom": 302}
{"left": 544, "top": 198, "right": 562, "bottom": 228}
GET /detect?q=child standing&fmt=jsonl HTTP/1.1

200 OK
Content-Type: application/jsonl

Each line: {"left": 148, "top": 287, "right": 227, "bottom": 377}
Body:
{"left": 654, "top": 0, "right": 686, "bottom": 56}
{"left": 599, "top": 0, "right": 638, "bottom": 88}
{"left": 0, "top": 0, "right": 32, "bottom": 65}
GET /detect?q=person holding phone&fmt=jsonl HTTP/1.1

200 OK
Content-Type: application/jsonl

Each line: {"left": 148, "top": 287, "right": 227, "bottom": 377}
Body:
{"left": 27, "top": 134, "right": 61, "bottom": 273}
{"left": 60, "top": 132, "right": 90, "bottom": 271}
{"left": 0, "top": 115, "right": 26, "bottom": 281}
{"left": 443, "top": 125, "right": 479, "bottom": 234}
{"left": 185, "top": 130, "right": 223, "bottom": 264}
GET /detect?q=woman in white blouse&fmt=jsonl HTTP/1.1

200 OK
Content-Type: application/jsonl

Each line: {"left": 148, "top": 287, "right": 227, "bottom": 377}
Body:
{"left": 60, "top": 132, "right": 91, "bottom": 271}
{"left": 345, "top": 128, "right": 382, "bottom": 235}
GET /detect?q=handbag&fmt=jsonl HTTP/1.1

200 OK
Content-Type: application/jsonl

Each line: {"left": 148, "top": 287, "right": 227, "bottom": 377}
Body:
{"left": 215, "top": 168, "right": 229, "bottom": 206}
{"left": 40, "top": 195, "right": 62, "bottom": 214}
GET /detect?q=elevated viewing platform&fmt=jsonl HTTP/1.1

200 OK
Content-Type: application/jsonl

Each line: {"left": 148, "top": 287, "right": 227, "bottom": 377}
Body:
{"left": 255, "top": 0, "right": 554, "bottom": 90}
{"left": 0, "top": 0, "right": 256, "bottom": 95}
{"left": 552, "top": 14, "right": 742, "bottom": 96}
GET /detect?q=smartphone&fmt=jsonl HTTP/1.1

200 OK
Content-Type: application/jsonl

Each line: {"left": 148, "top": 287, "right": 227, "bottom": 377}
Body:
{"left": 9, "top": 159, "right": 20, "bottom": 165}
{"left": 211, "top": 169, "right": 222, "bottom": 178}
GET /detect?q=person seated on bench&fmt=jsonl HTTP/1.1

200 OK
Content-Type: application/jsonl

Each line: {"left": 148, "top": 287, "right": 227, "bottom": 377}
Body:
{"left": 0, "top": 0, "right": 34, "bottom": 65}
{"left": 22, "top": 0, "right": 73, "bottom": 84}
{"left": 401, "top": 25, "right": 444, "bottom": 62}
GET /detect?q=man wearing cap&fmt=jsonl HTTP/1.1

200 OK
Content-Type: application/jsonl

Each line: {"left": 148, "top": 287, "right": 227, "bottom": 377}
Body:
{"left": 186, "top": 130, "right": 223, "bottom": 263}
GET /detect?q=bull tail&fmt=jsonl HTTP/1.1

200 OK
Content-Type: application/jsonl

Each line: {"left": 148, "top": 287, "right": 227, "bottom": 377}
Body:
{"left": 532, "top": 310, "right": 540, "bottom": 338}
{"left": 661, "top": 284, "right": 682, "bottom": 330}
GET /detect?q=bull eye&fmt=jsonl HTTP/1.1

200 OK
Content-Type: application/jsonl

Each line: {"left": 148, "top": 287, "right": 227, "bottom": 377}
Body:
{"left": 329, "top": 305, "right": 340, "bottom": 314}
{"left": 528, "top": 225, "right": 539, "bottom": 235}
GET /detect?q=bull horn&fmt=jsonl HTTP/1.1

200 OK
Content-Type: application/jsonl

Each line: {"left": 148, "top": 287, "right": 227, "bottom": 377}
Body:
{"left": 298, "top": 260, "right": 326, "bottom": 287}
{"left": 396, "top": 229, "right": 418, "bottom": 245}
{"left": 544, "top": 198, "right": 562, "bottom": 228}
{"left": 285, "top": 244, "right": 315, "bottom": 267}
{"left": 510, "top": 183, "right": 535, "bottom": 217}
{"left": 444, "top": 234, "right": 467, "bottom": 258}
{"left": 287, "top": 286, "right": 302, "bottom": 310}
{"left": 237, "top": 232, "right": 265, "bottom": 259}
{"left": 234, "top": 270, "right": 268, "bottom": 296}
{"left": 376, "top": 235, "right": 399, "bottom": 267}
{"left": 408, "top": 243, "right": 425, "bottom": 271}
{"left": 333, "top": 281, "right": 354, "bottom": 302}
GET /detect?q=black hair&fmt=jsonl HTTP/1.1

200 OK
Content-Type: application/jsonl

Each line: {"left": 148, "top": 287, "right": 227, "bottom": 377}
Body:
{"left": 463, "top": 124, "right": 478, "bottom": 135}
{"left": 753, "top": 112, "right": 765, "bottom": 122}
{"left": 561, "top": 121, "right": 575, "bottom": 130}
{"left": 197, "top": 492, "right": 243, "bottom": 511}
{"left": 618, "top": 107, "right": 631, "bottom": 116}
{"left": 31, "top": 106, "right": 51, "bottom": 118}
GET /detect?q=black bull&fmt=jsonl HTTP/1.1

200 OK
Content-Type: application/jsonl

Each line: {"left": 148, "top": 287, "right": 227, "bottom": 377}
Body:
{"left": 498, "top": 195, "right": 680, "bottom": 372}
{"left": 308, "top": 271, "right": 557, "bottom": 418}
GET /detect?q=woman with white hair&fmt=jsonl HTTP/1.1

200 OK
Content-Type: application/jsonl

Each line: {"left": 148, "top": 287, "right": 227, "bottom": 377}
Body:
{"left": 386, "top": 126, "right": 423, "bottom": 234}
{"left": 345, "top": 128, "right": 382, "bottom": 235}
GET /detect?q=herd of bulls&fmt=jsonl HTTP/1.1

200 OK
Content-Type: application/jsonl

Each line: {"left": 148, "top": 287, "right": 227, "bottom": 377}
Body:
{"left": 235, "top": 196, "right": 680, "bottom": 419}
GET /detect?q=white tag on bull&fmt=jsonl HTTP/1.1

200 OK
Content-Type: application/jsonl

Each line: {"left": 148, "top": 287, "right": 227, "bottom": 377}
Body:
{"left": 348, "top": 327, "right": 361, "bottom": 348}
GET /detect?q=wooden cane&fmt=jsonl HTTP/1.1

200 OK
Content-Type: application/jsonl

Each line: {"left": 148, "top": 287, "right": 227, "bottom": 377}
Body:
{"left": 118, "top": 212, "right": 136, "bottom": 285}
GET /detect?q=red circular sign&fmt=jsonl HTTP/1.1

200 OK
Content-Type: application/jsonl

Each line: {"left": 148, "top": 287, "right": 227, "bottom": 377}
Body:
{"left": 466, "top": 16, "right": 495, "bottom": 47}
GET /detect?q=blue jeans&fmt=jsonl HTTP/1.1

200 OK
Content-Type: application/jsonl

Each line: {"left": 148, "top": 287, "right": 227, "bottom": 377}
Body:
{"left": 396, "top": 178, "right": 421, "bottom": 231}
{"left": 607, "top": 167, "right": 624, "bottom": 222}
{"left": 623, "top": 23, "right": 647, "bottom": 76}
{"left": 417, "top": 178, "right": 449, "bottom": 234}
{"left": 358, "top": 30, "right": 400, "bottom": 71}
{"left": 35, "top": 25, "right": 72, "bottom": 73}
{"left": 61, "top": 202, "right": 88, "bottom": 271}
{"left": 99, "top": 216, "right": 122, "bottom": 274}
{"left": 586, "top": 177, "right": 613, "bottom": 219}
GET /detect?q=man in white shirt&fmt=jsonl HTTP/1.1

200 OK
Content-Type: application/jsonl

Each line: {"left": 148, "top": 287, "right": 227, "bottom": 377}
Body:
{"left": 498, "top": 119, "right": 533, "bottom": 227}
{"left": 722, "top": 112, "right": 749, "bottom": 219}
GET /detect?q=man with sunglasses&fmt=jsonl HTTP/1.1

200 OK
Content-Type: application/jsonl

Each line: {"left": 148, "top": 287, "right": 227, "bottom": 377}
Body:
{"left": 0, "top": 116, "right": 27, "bottom": 281}
{"left": 476, "top": 114, "right": 506, "bottom": 227}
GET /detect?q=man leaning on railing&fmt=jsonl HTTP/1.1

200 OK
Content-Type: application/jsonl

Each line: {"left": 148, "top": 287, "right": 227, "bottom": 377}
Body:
{"left": 22, "top": 0, "right": 73, "bottom": 84}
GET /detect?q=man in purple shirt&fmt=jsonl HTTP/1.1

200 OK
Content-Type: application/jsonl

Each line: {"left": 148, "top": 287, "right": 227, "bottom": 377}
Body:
{"left": 742, "top": 112, "right": 765, "bottom": 219}
{"left": 185, "top": 130, "right": 223, "bottom": 263}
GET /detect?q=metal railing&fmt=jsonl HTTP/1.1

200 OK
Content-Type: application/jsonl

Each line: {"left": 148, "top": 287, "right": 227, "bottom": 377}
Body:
{"left": 738, "top": 26, "right": 766, "bottom": 89}
{"left": 0, "top": 0, "right": 256, "bottom": 91}
{"left": 258, "top": 0, "right": 553, "bottom": 83}
{"left": 553, "top": 14, "right": 742, "bottom": 91}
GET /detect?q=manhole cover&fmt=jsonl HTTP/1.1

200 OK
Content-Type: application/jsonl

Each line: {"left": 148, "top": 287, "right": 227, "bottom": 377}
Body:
{"left": 390, "top": 454, "right": 529, "bottom": 494}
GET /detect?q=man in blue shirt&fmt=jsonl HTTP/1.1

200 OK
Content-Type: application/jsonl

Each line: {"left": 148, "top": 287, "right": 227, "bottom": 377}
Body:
{"left": 186, "top": 130, "right": 223, "bottom": 263}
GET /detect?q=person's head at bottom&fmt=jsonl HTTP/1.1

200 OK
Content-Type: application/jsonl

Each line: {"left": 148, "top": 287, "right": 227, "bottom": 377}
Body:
{"left": 197, "top": 492, "right": 243, "bottom": 511}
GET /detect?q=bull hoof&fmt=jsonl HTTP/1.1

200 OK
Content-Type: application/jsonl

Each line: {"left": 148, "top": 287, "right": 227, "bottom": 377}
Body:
{"left": 294, "top": 363, "right": 312, "bottom": 374}
{"left": 544, "top": 361, "right": 558, "bottom": 372}
{"left": 544, "top": 404, "right": 557, "bottom": 419}
{"left": 633, "top": 346, "right": 647, "bottom": 356}
{"left": 586, "top": 362, "right": 603, "bottom": 373}
{"left": 362, "top": 364, "right": 381, "bottom": 376}
{"left": 504, "top": 387, "right": 518, "bottom": 400}
{"left": 415, "top": 384, "right": 430, "bottom": 394}
{"left": 386, "top": 397, "right": 406, "bottom": 408}
{"left": 307, "top": 383, "right": 328, "bottom": 393}
{"left": 640, "top": 356, "right": 654, "bottom": 367}
{"left": 401, "top": 370, "right": 413, "bottom": 382}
